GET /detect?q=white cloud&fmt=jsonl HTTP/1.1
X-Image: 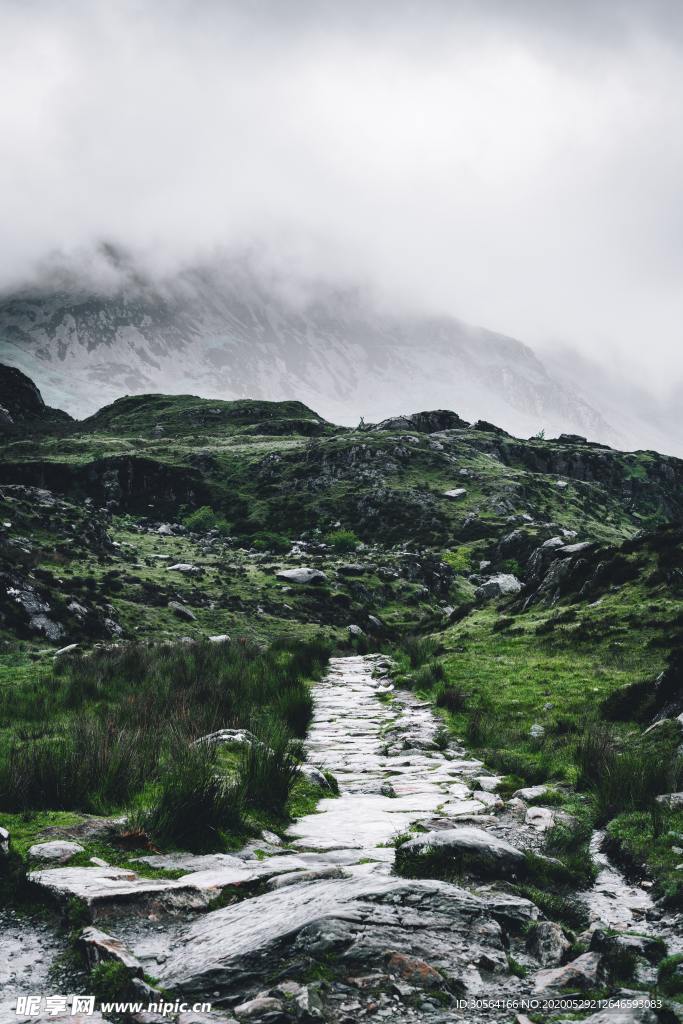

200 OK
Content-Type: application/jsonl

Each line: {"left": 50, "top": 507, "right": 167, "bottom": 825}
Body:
{"left": 1, "top": 0, "right": 682, "bottom": 395}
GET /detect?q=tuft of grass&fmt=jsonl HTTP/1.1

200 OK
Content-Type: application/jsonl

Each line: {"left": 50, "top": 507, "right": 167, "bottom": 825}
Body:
{"left": 240, "top": 723, "right": 302, "bottom": 815}
{"left": 403, "top": 636, "right": 440, "bottom": 669}
{"left": 576, "top": 720, "right": 682, "bottom": 822}
{"left": 435, "top": 683, "right": 469, "bottom": 713}
{"left": 658, "top": 954, "right": 683, "bottom": 997}
{"left": 326, "top": 529, "right": 360, "bottom": 553}
{"left": 90, "top": 960, "right": 132, "bottom": 1001}
{"left": 132, "top": 742, "right": 243, "bottom": 851}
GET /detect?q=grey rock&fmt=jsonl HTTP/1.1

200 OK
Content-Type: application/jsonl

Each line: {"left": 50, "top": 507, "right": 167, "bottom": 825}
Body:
{"left": 529, "top": 723, "right": 545, "bottom": 739}
{"left": 193, "top": 728, "right": 258, "bottom": 748}
{"left": 443, "top": 488, "right": 467, "bottom": 500}
{"left": 472, "top": 775, "right": 502, "bottom": 793}
{"left": 512, "top": 784, "right": 550, "bottom": 801}
{"left": 53, "top": 643, "right": 79, "bottom": 657}
{"left": 80, "top": 925, "right": 142, "bottom": 974}
{"left": 655, "top": 791, "right": 683, "bottom": 809}
{"left": 168, "top": 600, "right": 196, "bottom": 621}
{"left": 28, "top": 840, "right": 84, "bottom": 864}
{"left": 276, "top": 567, "right": 327, "bottom": 584}
{"left": 234, "top": 996, "right": 284, "bottom": 1019}
{"left": 298, "top": 764, "right": 333, "bottom": 788}
{"left": 525, "top": 806, "right": 555, "bottom": 830}
{"left": 589, "top": 928, "right": 665, "bottom": 964}
{"left": 475, "top": 574, "right": 522, "bottom": 600}
{"left": 167, "top": 562, "right": 202, "bottom": 574}
{"left": 348, "top": 624, "right": 364, "bottom": 637}
{"left": 208, "top": 633, "right": 231, "bottom": 643}
{"left": 157, "top": 871, "right": 523, "bottom": 996}
{"left": 398, "top": 827, "right": 524, "bottom": 876}
{"left": 533, "top": 951, "right": 604, "bottom": 994}
{"left": 0, "top": 825, "right": 9, "bottom": 855}
{"left": 527, "top": 921, "right": 570, "bottom": 966}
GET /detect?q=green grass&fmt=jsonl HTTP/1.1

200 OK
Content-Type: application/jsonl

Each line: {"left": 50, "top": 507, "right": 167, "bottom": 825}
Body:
{"left": 0, "top": 636, "right": 330, "bottom": 854}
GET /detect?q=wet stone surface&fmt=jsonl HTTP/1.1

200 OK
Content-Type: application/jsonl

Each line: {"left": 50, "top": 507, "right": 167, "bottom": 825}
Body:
{"left": 8, "top": 656, "right": 682, "bottom": 1023}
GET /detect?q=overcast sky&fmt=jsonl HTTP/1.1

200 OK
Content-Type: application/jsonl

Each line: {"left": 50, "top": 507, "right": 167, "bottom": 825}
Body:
{"left": 1, "top": 0, "right": 682, "bottom": 395}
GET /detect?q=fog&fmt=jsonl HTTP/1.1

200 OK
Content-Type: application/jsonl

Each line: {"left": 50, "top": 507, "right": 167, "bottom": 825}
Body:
{"left": 2, "top": 0, "right": 682, "bottom": 398}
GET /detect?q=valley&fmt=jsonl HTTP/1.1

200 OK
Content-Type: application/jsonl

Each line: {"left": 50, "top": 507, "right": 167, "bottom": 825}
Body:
{"left": 0, "top": 363, "right": 682, "bottom": 1023}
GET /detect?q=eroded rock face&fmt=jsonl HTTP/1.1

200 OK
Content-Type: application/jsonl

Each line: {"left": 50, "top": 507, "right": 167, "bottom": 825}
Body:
{"left": 157, "top": 869, "right": 520, "bottom": 998}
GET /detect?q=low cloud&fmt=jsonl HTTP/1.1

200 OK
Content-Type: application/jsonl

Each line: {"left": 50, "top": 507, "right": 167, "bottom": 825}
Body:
{"left": 1, "top": 0, "right": 682, "bottom": 396}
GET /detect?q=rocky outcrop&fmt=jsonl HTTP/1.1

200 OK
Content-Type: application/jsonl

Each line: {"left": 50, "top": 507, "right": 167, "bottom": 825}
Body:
{"left": 371, "top": 410, "right": 469, "bottom": 433}
{"left": 0, "top": 456, "right": 211, "bottom": 514}
{"left": 0, "top": 363, "right": 72, "bottom": 433}
{"left": 157, "top": 871, "right": 520, "bottom": 998}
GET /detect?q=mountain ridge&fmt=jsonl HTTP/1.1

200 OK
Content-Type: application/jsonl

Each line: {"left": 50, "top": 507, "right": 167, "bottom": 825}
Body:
{"left": 0, "top": 254, "right": 635, "bottom": 450}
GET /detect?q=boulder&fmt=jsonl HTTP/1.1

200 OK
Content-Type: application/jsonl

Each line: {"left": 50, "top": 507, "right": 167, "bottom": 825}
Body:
{"left": 28, "top": 840, "right": 84, "bottom": 864}
{"left": 443, "top": 488, "right": 467, "bottom": 500}
{"left": 0, "top": 824, "right": 9, "bottom": 855}
{"left": 397, "top": 827, "right": 524, "bottom": 877}
{"left": 168, "top": 600, "right": 196, "bottom": 621}
{"left": 475, "top": 574, "right": 522, "bottom": 600}
{"left": 527, "top": 921, "right": 570, "bottom": 966}
{"left": 348, "top": 624, "right": 364, "bottom": 638}
{"left": 276, "top": 567, "right": 327, "bottom": 584}
{"left": 298, "top": 764, "right": 334, "bottom": 789}
{"left": 167, "top": 563, "right": 202, "bottom": 574}
{"left": 193, "top": 728, "right": 258, "bottom": 748}
{"left": 533, "top": 951, "right": 604, "bottom": 994}
{"left": 525, "top": 807, "right": 555, "bottom": 831}
{"left": 208, "top": 634, "right": 231, "bottom": 644}
{"left": 512, "top": 784, "right": 550, "bottom": 801}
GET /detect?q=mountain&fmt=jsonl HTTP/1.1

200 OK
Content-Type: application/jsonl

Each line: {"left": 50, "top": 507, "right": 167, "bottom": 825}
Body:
{"left": 0, "top": 251, "right": 629, "bottom": 449}
{"left": 0, "top": 363, "right": 72, "bottom": 433}
{"left": 542, "top": 346, "right": 683, "bottom": 460}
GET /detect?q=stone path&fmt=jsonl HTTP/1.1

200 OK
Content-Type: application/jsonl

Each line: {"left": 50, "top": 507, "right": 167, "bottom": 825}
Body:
{"left": 5, "top": 655, "right": 678, "bottom": 1024}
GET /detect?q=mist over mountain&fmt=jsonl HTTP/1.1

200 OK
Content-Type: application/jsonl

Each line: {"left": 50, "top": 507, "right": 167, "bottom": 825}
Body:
{"left": 1, "top": 248, "right": 679, "bottom": 454}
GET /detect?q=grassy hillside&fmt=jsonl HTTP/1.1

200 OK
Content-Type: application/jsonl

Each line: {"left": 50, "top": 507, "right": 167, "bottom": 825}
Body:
{"left": 1, "top": 374, "right": 682, "bottom": 921}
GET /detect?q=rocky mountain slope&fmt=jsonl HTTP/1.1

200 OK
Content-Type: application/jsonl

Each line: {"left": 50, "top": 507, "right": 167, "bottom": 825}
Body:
{"left": 0, "top": 255, "right": 628, "bottom": 447}
{"left": 0, "top": 363, "right": 72, "bottom": 434}
{"left": 1, "top": 369, "right": 683, "bottom": 1019}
